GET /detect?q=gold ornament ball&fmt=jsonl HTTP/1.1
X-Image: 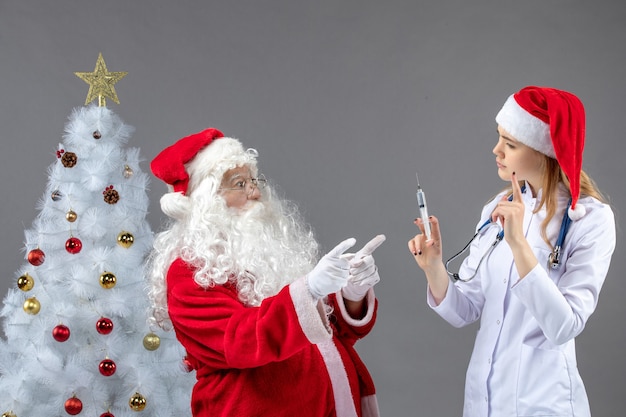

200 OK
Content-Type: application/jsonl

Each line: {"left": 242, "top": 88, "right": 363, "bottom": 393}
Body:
{"left": 99, "top": 272, "right": 117, "bottom": 289}
{"left": 23, "top": 297, "right": 41, "bottom": 315}
{"left": 66, "top": 210, "right": 78, "bottom": 222}
{"left": 129, "top": 392, "right": 147, "bottom": 411}
{"left": 117, "top": 231, "right": 135, "bottom": 249}
{"left": 17, "top": 273, "right": 35, "bottom": 291}
{"left": 143, "top": 333, "right": 161, "bottom": 351}
{"left": 2, "top": 412, "right": 17, "bottom": 417}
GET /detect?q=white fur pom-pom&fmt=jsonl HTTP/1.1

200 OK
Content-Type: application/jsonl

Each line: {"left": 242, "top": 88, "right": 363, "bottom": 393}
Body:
{"left": 568, "top": 204, "right": 586, "bottom": 221}
{"left": 160, "top": 192, "right": 191, "bottom": 220}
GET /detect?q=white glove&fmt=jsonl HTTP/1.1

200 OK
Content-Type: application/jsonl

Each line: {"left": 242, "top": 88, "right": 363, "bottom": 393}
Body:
{"left": 307, "top": 238, "right": 356, "bottom": 299}
{"left": 341, "top": 235, "right": 386, "bottom": 302}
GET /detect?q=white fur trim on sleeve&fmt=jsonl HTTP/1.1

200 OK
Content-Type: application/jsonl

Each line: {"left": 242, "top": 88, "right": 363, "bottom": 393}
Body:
{"left": 336, "top": 287, "right": 376, "bottom": 327}
{"left": 289, "top": 276, "right": 332, "bottom": 344}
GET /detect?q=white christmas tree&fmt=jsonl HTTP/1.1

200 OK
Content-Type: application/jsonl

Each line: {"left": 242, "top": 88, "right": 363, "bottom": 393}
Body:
{"left": 0, "top": 54, "right": 195, "bottom": 417}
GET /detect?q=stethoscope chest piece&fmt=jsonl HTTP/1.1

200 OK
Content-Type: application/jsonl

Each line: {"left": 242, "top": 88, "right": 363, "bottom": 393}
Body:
{"left": 548, "top": 201, "right": 572, "bottom": 270}
{"left": 548, "top": 246, "right": 562, "bottom": 269}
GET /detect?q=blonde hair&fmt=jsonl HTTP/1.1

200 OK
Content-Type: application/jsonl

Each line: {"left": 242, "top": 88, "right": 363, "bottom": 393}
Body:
{"left": 505, "top": 154, "right": 606, "bottom": 248}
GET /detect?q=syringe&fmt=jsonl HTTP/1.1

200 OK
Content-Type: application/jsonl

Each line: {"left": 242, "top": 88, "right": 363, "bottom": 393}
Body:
{"left": 416, "top": 173, "right": 431, "bottom": 241}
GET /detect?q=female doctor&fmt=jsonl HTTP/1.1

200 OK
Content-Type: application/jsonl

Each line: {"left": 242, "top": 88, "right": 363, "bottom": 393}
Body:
{"left": 408, "top": 86, "right": 616, "bottom": 417}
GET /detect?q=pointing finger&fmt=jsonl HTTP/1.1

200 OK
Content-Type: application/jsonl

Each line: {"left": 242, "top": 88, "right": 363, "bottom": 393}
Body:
{"left": 354, "top": 234, "right": 386, "bottom": 260}
{"left": 511, "top": 172, "right": 523, "bottom": 201}
{"left": 426, "top": 215, "right": 442, "bottom": 244}
{"left": 328, "top": 238, "right": 357, "bottom": 257}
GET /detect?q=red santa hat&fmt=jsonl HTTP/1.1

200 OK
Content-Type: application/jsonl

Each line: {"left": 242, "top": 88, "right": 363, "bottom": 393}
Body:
{"left": 151, "top": 128, "right": 257, "bottom": 196}
{"left": 495, "top": 86, "right": 586, "bottom": 220}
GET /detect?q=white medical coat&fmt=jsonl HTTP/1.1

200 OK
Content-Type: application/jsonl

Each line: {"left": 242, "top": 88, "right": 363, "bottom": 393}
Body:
{"left": 429, "top": 184, "right": 615, "bottom": 417}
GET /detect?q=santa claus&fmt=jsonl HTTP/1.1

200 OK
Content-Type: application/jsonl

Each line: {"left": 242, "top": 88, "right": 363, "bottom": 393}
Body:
{"left": 147, "top": 128, "right": 384, "bottom": 417}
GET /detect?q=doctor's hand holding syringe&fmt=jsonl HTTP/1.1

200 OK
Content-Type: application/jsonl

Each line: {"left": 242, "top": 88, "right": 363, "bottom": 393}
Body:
{"left": 408, "top": 173, "right": 448, "bottom": 304}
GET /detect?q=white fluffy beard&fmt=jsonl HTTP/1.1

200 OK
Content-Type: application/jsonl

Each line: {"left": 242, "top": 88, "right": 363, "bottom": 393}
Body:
{"left": 183, "top": 190, "right": 319, "bottom": 307}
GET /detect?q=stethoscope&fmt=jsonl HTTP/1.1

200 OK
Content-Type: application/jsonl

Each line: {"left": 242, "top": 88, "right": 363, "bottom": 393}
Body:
{"left": 445, "top": 186, "right": 573, "bottom": 282}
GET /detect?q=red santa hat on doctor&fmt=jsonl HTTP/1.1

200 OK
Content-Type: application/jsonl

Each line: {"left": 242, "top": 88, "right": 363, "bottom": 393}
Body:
{"left": 150, "top": 128, "right": 258, "bottom": 197}
{"left": 495, "top": 86, "right": 586, "bottom": 220}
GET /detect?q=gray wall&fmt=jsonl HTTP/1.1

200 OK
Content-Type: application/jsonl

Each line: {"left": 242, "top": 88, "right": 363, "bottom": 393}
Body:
{"left": 1, "top": 1, "right": 624, "bottom": 415}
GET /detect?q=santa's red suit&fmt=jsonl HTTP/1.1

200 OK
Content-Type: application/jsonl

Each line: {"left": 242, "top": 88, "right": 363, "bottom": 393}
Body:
{"left": 166, "top": 258, "right": 379, "bottom": 417}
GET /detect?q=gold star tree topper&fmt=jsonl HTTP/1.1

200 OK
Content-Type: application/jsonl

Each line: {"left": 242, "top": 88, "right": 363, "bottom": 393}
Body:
{"left": 75, "top": 53, "right": 127, "bottom": 107}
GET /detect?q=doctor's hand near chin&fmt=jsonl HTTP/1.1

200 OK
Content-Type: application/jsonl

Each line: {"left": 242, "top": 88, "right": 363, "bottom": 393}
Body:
{"left": 490, "top": 172, "right": 539, "bottom": 280}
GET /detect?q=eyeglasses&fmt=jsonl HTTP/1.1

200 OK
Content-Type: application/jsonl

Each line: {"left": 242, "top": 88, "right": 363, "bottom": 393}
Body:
{"left": 219, "top": 174, "right": 267, "bottom": 194}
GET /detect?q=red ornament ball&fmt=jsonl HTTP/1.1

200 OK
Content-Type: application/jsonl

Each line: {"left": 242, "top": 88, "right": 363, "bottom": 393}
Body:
{"left": 27, "top": 248, "right": 45, "bottom": 266}
{"left": 65, "top": 396, "right": 83, "bottom": 415}
{"left": 65, "top": 237, "right": 83, "bottom": 254}
{"left": 100, "top": 413, "right": 114, "bottom": 417}
{"left": 96, "top": 317, "right": 114, "bottom": 335}
{"left": 52, "top": 324, "right": 71, "bottom": 342}
{"left": 99, "top": 358, "right": 116, "bottom": 377}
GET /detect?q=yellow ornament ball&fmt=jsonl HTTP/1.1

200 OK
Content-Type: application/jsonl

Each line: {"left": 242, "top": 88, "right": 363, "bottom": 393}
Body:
{"left": 65, "top": 210, "right": 78, "bottom": 222}
{"left": 23, "top": 297, "right": 41, "bottom": 315}
{"left": 17, "top": 273, "right": 34, "bottom": 291}
{"left": 99, "top": 272, "right": 117, "bottom": 289}
{"left": 143, "top": 333, "right": 161, "bottom": 351}
{"left": 129, "top": 392, "right": 147, "bottom": 411}
{"left": 2, "top": 411, "right": 17, "bottom": 417}
{"left": 117, "top": 231, "right": 135, "bottom": 249}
